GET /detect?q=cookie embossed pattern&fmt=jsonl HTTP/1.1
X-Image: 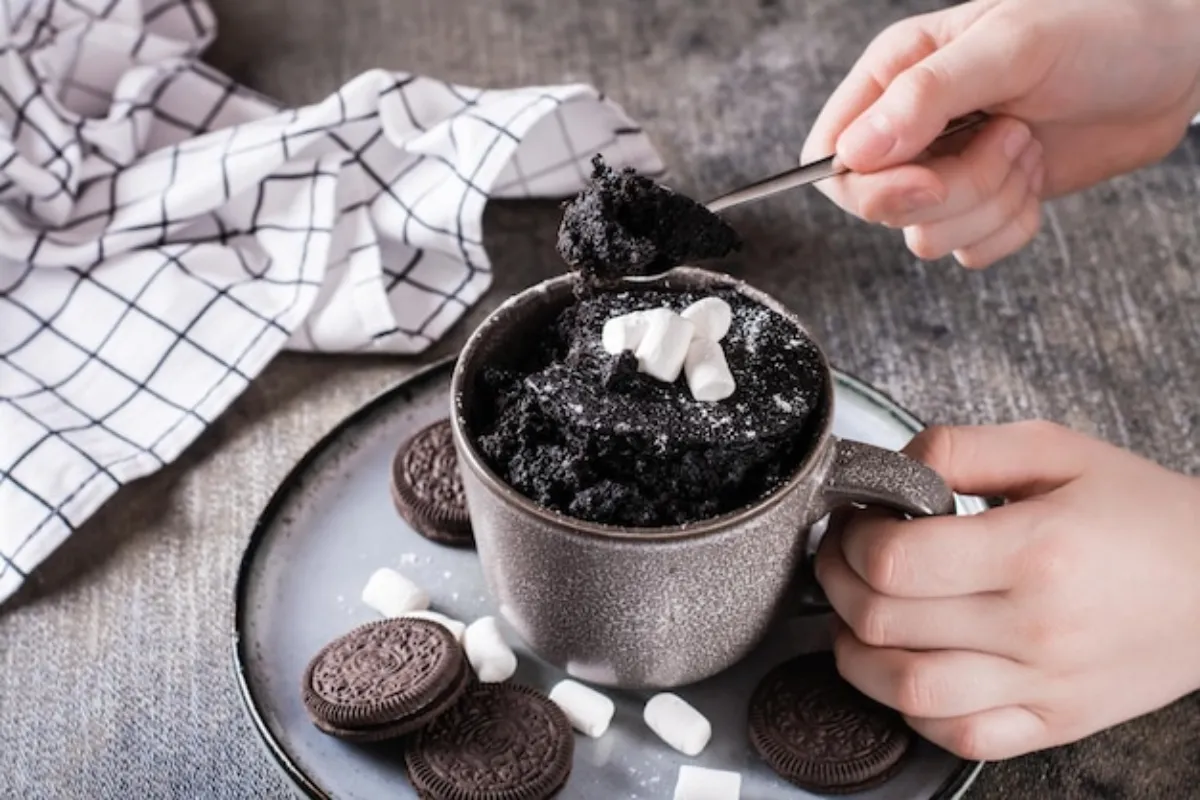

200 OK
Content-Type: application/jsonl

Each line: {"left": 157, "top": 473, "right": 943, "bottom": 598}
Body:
{"left": 406, "top": 683, "right": 576, "bottom": 800}
{"left": 301, "top": 618, "right": 471, "bottom": 742}
{"left": 390, "top": 420, "right": 474, "bottom": 547}
{"left": 750, "top": 653, "right": 914, "bottom": 794}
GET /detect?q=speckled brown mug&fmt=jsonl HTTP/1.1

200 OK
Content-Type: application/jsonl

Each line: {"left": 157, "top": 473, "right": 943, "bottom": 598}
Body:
{"left": 450, "top": 266, "right": 954, "bottom": 690}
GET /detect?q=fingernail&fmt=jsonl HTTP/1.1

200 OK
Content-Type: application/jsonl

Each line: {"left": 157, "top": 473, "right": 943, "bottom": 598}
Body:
{"left": 900, "top": 188, "right": 942, "bottom": 214}
{"left": 1031, "top": 163, "right": 1045, "bottom": 197}
{"left": 838, "top": 111, "right": 897, "bottom": 165}
{"left": 1003, "top": 125, "right": 1032, "bottom": 161}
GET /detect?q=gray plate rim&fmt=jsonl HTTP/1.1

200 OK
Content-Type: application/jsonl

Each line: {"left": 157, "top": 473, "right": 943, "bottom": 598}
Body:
{"left": 230, "top": 354, "right": 986, "bottom": 799}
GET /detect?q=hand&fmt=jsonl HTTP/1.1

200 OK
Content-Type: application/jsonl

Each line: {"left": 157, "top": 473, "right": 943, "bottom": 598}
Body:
{"left": 814, "top": 421, "right": 1200, "bottom": 760}
{"left": 802, "top": 0, "right": 1200, "bottom": 268}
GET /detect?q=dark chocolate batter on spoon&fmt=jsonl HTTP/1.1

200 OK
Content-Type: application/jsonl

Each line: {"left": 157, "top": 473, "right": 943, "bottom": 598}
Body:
{"left": 556, "top": 155, "right": 742, "bottom": 283}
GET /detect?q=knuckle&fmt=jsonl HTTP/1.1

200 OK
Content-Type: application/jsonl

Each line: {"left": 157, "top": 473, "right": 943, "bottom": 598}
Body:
{"left": 1021, "top": 533, "right": 1073, "bottom": 589}
{"left": 946, "top": 716, "right": 992, "bottom": 761}
{"left": 988, "top": 15, "right": 1042, "bottom": 68}
{"left": 856, "top": 190, "right": 893, "bottom": 224}
{"left": 818, "top": 177, "right": 860, "bottom": 218}
{"left": 1018, "top": 613, "right": 1062, "bottom": 657}
{"left": 1000, "top": 168, "right": 1029, "bottom": 218}
{"left": 953, "top": 247, "right": 990, "bottom": 270}
{"left": 1009, "top": 418, "right": 1065, "bottom": 444}
{"left": 897, "top": 61, "right": 948, "bottom": 113}
{"left": 907, "top": 424, "right": 957, "bottom": 472}
{"left": 850, "top": 594, "right": 893, "bottom": 647}
{"left": 904, "top": 226, "right": 947, "bottom": 260}
{"left": 876, "top": 18, "right": 921, "bottom": 47}
{"left": 893, "top": 659, "right": 941, "bottom": 718}
{"left": 869, "top": 19, "right": 937, "bottom": 66}
{"left": 861, "top": 533, "right": 907, "bottom": 595}
{"left": 1015, "top": 200, "right": 1043, "bottom": 242}
{"left": 965, "top": 159, "right": 1005, "bottom": 205}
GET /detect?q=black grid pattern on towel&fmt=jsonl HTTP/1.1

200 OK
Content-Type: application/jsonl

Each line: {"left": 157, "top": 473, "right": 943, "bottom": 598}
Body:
{"left": 0, "top": 0, "right": 662, "bottom": 600}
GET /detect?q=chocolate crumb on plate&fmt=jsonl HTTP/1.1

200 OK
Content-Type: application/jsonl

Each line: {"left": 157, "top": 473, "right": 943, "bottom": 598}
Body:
{"left": 391, "top": 419, "right": 474, "bottom": 547}
{"left": 405, "top": 682, "right": 575, "bottom": 800}
{"left": 301, "top": 618, "right": 470, "bottom": 742}
{"left": 556, "top": 155, "right": 741, "bottom": 284}
{"left": 748, "top": 651, "right": 913, "bottom": 794}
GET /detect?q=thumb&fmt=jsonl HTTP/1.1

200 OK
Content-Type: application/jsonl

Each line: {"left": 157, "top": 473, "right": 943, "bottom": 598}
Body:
{"left": 903, "top": 420, "right": 1092, "bottom": 500}
{"left": 836, "top": 21, "right": 1045, "bottom": 172}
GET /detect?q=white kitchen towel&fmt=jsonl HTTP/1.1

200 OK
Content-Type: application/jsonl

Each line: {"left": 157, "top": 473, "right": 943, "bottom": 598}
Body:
{"left": 0, "top": 0, "right": 664, "bottom": 604}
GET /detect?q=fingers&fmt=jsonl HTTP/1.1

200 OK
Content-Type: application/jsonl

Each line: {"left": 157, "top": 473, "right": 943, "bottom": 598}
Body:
{"left": 810, "top": 161, "right": 946, "bottom": 227}
{"left": 891, "top": 116, "right": 1034, "bottom": 226}
{"left": 809, "top": 113, "right": 1046, "bottom": 267}
{"left": 801, "top": 17, "right": 945, "bottom": 219}
{"left": 817, "top": 526, "right": 1013, "bottom": 652}
{"left": 801, "top": 33, "right": 911, "bottom": 163}
{"left": 827, "top": 504, "right": 1032, "bottom": 598}
{"left": 902, "top": 133, "right": 1042, "bottom": 259}
{"left": 802, "top": 16, "right": 941, "bottom": 164}
{"left": 952, "top": 192, "right": 1043, "bottom": 268}
{"left": 903, "top": 421, "right": 1092, "bottom": 500}
{"left": 802, "top": 0, "right": 1007, "bottom": 164}
{"left": 836, "top": 12, "right": 1054, "bottom": 171}
{"left": 832, "top": 620, "right": 1029, "bottom": 720}
{"left": 905, "top": 706, "right": 1047, "bottom": 761}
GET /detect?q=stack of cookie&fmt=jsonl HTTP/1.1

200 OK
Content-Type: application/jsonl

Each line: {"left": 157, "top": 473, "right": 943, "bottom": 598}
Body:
{"left": 302, "top": 616, "right": 574, "bottom": 800}
{"left": 300, "top": 419, "right": 577, "bottom": 799}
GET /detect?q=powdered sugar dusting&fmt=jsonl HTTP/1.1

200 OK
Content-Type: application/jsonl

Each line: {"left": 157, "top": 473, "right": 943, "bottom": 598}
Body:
{"left": 474, "top": 287, "right": 825, "bottom": 527}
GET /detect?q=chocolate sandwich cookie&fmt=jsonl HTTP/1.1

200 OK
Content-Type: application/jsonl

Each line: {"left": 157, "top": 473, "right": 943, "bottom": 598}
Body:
{"left": 748, "top": 651, "right": 913, "bottom": 794}
{"left": 391, "top": 418, "right": 474, "bottom": 547}
{"left": 302, "top": 617, "right": 470, "bottom": 742}
{"left": 405, "top": 682, "right": 574, "bottom": 800}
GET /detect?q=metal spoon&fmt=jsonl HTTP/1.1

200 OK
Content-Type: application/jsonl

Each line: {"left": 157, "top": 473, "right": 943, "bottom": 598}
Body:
{"left": 704, "top": 111, "right": 989, "bottom": 213}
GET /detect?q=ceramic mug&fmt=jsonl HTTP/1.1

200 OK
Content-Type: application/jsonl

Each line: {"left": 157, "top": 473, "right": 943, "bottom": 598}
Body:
{"left": 449, "top": 267, "right": 954, "bottom": 690}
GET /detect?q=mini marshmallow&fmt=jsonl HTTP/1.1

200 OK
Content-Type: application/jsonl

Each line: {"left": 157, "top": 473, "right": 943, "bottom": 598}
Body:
{"left": 681, "top": 297, "right": 732, "bottom": 342}
{"left": 463, "top": 616, "right": 518, "bottom": 683}
{"left": 548, "top": 679, "right": 615, "bottom": 738}
{"left": 684, "top": 338, "right": 735, "bottom": 402}
{"left": 601, "top": 311, "right": 649, "bottom": 354}
{"left": 634, "top": 308, "right": 695, "bottom": 383}
{"left": 361, "top": 568, "right": 429, "bottom": 617}
{"left": 644, "top": 692, "right": 712, "bottom": 756}
{"left": 673, "top": 766, "right": 742, "bottom": 800}
{"left": 400, "top": 610, "right": 466, "bottom": 643}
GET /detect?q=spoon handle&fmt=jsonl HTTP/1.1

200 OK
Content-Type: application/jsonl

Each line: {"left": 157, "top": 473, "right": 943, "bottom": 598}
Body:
{"left": 705, "top": 111, "right": 990, "bottom": 214}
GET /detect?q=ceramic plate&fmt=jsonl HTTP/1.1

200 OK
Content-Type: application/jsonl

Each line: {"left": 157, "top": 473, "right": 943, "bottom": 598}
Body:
{"left": 233, "top": 356, "right": 988, "bottom": 800}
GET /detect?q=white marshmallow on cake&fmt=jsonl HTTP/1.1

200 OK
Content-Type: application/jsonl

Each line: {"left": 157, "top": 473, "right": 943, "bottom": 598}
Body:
{"left": 680, "top": 297, "right": 732, "bottom": 342}
{"left": 634, "top": 308, "right": 695, "bottom": 383}
{"left": 684, "top": 337, "right": 735, "bottom": 402}
{"left": 602, "top": 310, "right": 649, "bottom": 354}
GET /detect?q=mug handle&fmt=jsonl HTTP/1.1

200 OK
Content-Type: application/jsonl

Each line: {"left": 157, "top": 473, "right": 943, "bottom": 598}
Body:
{"left": 794, "top": 437, "right": 956, "bottom": 612}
